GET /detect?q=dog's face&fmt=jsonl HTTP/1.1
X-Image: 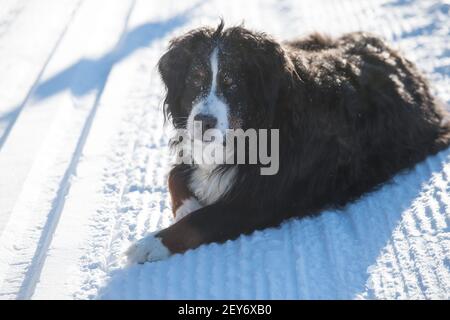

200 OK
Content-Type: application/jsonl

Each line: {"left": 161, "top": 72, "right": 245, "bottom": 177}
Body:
{"left": 158, "top": 22, "right": 294, "bottom": 140}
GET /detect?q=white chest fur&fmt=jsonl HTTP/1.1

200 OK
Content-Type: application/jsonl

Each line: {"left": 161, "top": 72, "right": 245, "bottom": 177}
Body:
{"left": 189, "top": 165, "right": 237, "bottom": 206}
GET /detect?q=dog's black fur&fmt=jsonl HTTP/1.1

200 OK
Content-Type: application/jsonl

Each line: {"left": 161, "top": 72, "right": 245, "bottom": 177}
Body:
{"left": 154, "top": 23, "right": 450, "bottom": 255}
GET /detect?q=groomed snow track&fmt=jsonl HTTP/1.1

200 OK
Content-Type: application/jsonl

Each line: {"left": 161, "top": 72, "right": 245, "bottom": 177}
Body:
{"left": 0, "top": 0, "right": 449, "bottom": 299}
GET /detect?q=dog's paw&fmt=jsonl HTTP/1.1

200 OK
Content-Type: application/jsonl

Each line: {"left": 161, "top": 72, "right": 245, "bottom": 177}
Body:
{"left": 175, "top": 197, "right": 202, "bottom": 222}
{"left": 125, "top": 232, "right": 171, "bottom": 264}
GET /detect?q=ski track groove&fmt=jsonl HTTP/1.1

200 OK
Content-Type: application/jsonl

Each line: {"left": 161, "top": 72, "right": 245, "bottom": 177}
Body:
{"left": 18, "top": 0, "right": 138, "bottom": 299}
{"left": 0, "top": 0, "right": 450, "bottom": 299}
{"left": 0, "top": 0, "right": 92, "bottom": 298}
{"left": 0, "top": 0, "right": 83, "bottom": 150}
{"left": 0, "top": 0, "right": 27, "bottom": 39}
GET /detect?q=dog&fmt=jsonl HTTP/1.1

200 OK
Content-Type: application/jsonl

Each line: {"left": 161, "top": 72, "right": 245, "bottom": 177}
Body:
{"left": 126, "top": 21, "right": 450, "bottom": 263}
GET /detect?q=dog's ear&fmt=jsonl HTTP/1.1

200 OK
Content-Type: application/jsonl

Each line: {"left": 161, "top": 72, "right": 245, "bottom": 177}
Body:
{"left": 158, "top": 36, "right": 192, "bottom": 123}
{"left": 158, "top": 27, "right": 217, "bottom": 125}
{"left": 245, "top": 36, "right": 300, "bottom": 128}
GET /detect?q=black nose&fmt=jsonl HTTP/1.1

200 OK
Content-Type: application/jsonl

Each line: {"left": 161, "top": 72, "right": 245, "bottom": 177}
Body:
{"left": 194, "top": 114, "right": 218, "bottom": 132}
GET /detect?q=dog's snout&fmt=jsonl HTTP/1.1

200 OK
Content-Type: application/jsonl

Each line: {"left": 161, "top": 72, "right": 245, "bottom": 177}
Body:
{"left": 194, "top": 114, "right": 218, "bottom": 132}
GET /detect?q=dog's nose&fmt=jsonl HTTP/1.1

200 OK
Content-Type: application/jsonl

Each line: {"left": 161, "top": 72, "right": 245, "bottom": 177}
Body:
{"left": 194, "top": 114, "right": 218, "bottom": 132}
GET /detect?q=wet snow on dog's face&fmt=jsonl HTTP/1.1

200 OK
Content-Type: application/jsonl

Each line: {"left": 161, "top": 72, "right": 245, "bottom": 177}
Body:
{"left": 159, "top": 24, "right": 288, "bottom": 142}
{"left": 183, "top": 46, "right": 245, "bottom": 141}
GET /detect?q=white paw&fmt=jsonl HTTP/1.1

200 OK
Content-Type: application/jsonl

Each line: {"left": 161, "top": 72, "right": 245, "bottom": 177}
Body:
{"left": 125, "top": 232, "right": 171, "bottom": 264}
{"left": 175, "top": 197, "right": 202, "bottom": 222}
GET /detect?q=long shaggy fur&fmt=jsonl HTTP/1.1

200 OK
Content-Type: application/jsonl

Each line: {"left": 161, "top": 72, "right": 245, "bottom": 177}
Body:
{"left": 153, "top": 23, "right": 450, "bottom": 256}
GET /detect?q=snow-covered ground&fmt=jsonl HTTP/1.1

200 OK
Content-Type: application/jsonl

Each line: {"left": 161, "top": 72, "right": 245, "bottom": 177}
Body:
{"left": 0, "top": 0, "right": 449, "bottom": 300}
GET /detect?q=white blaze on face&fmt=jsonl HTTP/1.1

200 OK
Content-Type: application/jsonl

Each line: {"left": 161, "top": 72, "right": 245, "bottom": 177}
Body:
{"left": 187, "top": 47, "right": 229, "bottom": 138}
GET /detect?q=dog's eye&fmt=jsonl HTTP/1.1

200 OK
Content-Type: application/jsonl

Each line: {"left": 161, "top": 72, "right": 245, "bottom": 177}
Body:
{"left": 192, "top": 78, "right": 203, "bottom": 87}
{"left": 222, "top": 76, "right": 237, "bottom": 91}
{"left": 189, "top": 70, "right": 206, "bottom": 87}
{"left": 223, "top": 76, "right": 233, "bottom": 87}
{"left": 195, "top": 71, "right": 206, "bottom": 80}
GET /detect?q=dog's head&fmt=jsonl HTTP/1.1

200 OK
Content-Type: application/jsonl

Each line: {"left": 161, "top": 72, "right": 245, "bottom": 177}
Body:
{"left": 158, "top": 21, "right": 296, "bottom": 139}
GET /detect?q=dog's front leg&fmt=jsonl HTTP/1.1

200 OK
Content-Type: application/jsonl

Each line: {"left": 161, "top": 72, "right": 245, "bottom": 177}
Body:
{"left": 126, "top": 203, "right": 282, "bottom": 263}
{"left": 168, "top": 166, "right": 202, "bottom": 221}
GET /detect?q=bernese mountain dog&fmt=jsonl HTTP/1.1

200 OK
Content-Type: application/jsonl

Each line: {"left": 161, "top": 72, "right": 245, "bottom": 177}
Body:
{"left": 126, "top": 21, "right": 450, "bottom": 263}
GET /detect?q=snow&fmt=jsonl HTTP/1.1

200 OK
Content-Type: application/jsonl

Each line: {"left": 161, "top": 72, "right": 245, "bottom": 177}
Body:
{"left": 0, "top": 0, "right": 449, "bottom": 299}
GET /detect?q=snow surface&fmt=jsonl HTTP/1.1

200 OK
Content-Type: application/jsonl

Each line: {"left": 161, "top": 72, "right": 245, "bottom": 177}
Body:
{"left": 0, "top": 0, "right": 449, "bottom": 300}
